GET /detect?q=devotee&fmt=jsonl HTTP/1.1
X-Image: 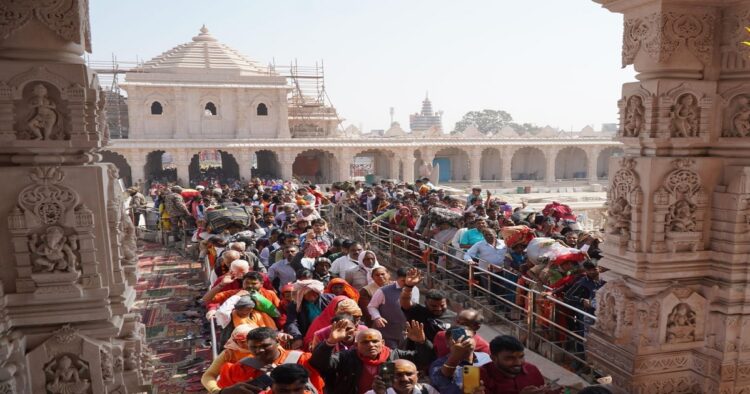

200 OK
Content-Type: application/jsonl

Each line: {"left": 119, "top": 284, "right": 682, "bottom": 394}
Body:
{"left": 201, "top": 324, "right": 254, "bottom": 393}
{"left": 428, "top": 326, "right": 491, "bottom": 394}
{"left": 368, "top": 267, "right": 420, "bottom": 347}
{"left": 343, "top": 250, "right": 381, "bottom": 291}
{"left": 268, "top": 245, "right": 300, "bottom": 290}
{"left": 217, "top": 327, "right": 324, "bottom": 393}
{"left": 358, "top": 266, "right": 391, "bottom": 326}
{"left": 309, "top": 312, "right": 368, "bottom": 354}
{"left": 399, "top": 268, "right": 454, "bottom": 342}
{"left": 127, "top": 187, "right": 147, "bottom": 227}
{"left": 366, "top": 359, "right": 440, "bottom": 394}
{"left": 262, "top": 364, "right": 317, "bottom": 394}
{"left": 480, "top": 335, "right": 552, "bottom": 394}
{"left": 164, "top": 185, "right": 191, "bottom": 240}
{"left": 324, "top": 277, "right": 360, "bottom": 301}
{"left": 309, "top": 324, "right": 434, "bottom": 394}
{"left": 284, "top": 279, "right": 333, "bottom": 349}
{"left": 330, "top": 241, "right": 363, "bottom": 277}
{"left": 433, "top": 309, "right": 491, "bottom": 357}
{"left": 208, "top": 272, "right": 280, "bottom": 323}
{"left": 312, "top": 257, "right": 332, "bottom": 285}
{"left": 203, "top": 259, "right": 251, "bottom": 308}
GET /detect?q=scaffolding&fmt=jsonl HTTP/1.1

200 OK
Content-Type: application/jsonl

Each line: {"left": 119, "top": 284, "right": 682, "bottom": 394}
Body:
{"left": 87, "top": 55, "right": 342, "bottom": 139}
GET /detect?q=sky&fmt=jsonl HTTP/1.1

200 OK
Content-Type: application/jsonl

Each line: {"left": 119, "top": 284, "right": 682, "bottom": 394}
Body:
{"left": 89, "top": 0, "right": 635, "bottom": 133}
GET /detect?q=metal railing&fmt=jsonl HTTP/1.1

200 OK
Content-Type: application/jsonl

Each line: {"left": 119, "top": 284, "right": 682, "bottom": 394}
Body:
{"left": 330, "top": 204, "right": 598, "bottom": 378}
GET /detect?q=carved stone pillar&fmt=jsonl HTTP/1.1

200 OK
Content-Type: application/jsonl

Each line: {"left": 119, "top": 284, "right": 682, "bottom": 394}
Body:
{"left": 337, "top": 150, "right": 353, "bottom": 182}
{"left": 501, "top": 147, "right": 513, "bottom": 186}
{"left": 544, "top": 146, "right": 557, "bottom": 185}
{"left": 469, "top": 147, "right": 482, "bottom": 185}
{"left": 170, "top": 149, "right": 191, "bottom": 187}
{"left": 233, "top": 148, "right": 255, "bottom": 181}
{"left": 280, "top": 149, "right": 295, "bottom": 181}
{"left": 587, "top": 147, "right": 599, "bottom": 183}
{"left": 0, "top": 1, "right": 151, "bottom": 392}
{"left": 402, "top": 152, "right": 416, "bottom": 184}
{"left": 588, "top": 1, "right": 750, "bottom": 393}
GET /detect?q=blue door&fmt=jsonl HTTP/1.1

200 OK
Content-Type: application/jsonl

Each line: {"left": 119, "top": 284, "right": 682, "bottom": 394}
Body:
{"left": 433, "top": 157, "right": 451, "bottom": 182}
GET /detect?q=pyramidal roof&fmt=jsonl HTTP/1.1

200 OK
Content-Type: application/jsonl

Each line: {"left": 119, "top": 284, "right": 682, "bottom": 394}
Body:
{"left": 138, "top": 26, "right": 270, "bottom": 76}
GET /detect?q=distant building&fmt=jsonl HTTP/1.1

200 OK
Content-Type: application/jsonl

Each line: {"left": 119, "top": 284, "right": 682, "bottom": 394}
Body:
{"left": 601, "top": 123, "right": 618, "bottom": 132}
{"left": 409, "top": 95, "right": 442, "bottom": 132}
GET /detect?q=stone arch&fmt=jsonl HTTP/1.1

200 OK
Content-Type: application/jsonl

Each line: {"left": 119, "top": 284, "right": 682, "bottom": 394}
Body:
{"left": 144, "top": 150, "right": 176, "bottom": 184}
{"left": 253, "top": 149, "right": 281, "bottom": 180}
{"left": 352, "top": 148, "right": 396, "bottom": 181}
{"left": 511, "top": 147, "right": 546, "bottom": 181}
{"left": 480, "top": 147, "right": 502, "bottom": 181}
{"left": 433, "top": 147, "right": 470, "bottom": 183}
{"left": 188, "top": 150, "right": 240, "bottom": 186}
{"left": 293, "top": 149, "right": 337, "bottom": 184}
{"left": 597, "top": 147, "right": 625, "bottom": 179}
{"left": 100, "top": 150, "right": 132, "bottom": 187}
{"left": 555, "top": 146, "right": 588, "bottom": 180}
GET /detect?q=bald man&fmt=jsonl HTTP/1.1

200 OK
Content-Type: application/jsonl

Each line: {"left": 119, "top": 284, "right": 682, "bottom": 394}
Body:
{"left": 310, "top": 322, "right": 436, "bottom": 394}
{"left": 432, "top": 309, "right": 491, "bottom": 357}
{"left": 366, "top": 359, "right": 440, "bottom": 394}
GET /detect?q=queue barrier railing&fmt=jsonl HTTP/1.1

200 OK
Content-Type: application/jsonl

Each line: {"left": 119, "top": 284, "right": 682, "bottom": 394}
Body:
{"left": 331, "top": 204, "right": 598, "bottom": 378}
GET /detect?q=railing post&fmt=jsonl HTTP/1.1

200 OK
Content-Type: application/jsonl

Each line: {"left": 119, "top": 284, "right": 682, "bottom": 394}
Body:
{"left": 526, "top": 291, "right": 536, "bottom": 349}
{"left": 468, "top": 263, "right": 474, "bottom": 298}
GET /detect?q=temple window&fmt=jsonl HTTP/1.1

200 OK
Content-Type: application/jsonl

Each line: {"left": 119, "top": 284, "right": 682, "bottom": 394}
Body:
{"left": 150, "top": 101, "right": 163, "bottom": 115}
{"left": 257, "top": 103, "right": 268, "bottom": 116}
{"left": 204, "top": 102, "right": 217, "bottom": 116}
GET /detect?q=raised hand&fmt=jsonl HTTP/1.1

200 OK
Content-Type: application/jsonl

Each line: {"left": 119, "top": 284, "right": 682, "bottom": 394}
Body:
{"left": 404, "top": 268, "right": 422, "bottom": 287}
{"left": 404, "top": 320, "right": 426, "bottom": 344}
{"left": 328, "top": 319, "right": 351, "bottom": 343}
{"left": 372, "top": 317, "right": 388, "bottom": 328}
{"left": 449, "top": 336, "right": 474, "bottom": 361}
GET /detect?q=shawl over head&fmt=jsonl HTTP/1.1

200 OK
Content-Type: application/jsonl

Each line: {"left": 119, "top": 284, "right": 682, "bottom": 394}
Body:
{"left": 293, "top": 279, "right": 325, "bottom": 312}
{"left": 357, "top": 250, "right": 381, "bottom": 285}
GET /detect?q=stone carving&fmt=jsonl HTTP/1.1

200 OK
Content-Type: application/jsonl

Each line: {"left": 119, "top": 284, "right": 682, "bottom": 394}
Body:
{"left": 667, "top": 199, "right": 696, "bottom": 232}
{"left": 652, "top": 159, "right": 707, "bottom": 253}
{"left": 123, "top": 349, "right": 138, "bottom": 371}
{"left": 594, "top": 280, "right": 635, "bottom": 342}
{"left": 29, "top": 226, "right": 78, "bottom": 273}
{"left": 622, "top": 11, "right": 715, "bottom": 67}
{"left": 666, "top": 303, "right": 697, "bottom": 343}
{"left": 623, "top": 96, "right": 645, "bottom": 137}
{"left": 43, "top": 354, "right": 91, "bottom": 394}
{"left": 723, "top": 94, "right": 750, "bottom": 137}
{"left": 100, "top": 350, "right": 113, "bottom": 382}
{"left": 606, "top": 158, "right": 642, "bottom": 251}
{"left": 120, "top": 212, "right": 137, "bottom": 266}
{"left": 19, "top": 167, "right": 78, "bottom": 225}
{"left": 22, "top": 84, "right": 61, "bottom": 140}
{"left": 664, "top": 160, "right": 701, "bottom": 231}
{"left": 670, "top": 94, "right": 699, "bottom": 137}
{"left": 0, "top": 0, "right": 92, "bottom": 51}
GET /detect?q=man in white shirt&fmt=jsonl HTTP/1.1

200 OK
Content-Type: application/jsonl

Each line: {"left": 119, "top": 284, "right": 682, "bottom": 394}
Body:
{"left": 267, "top": 245, "right": 299, "bottom": 290}
{"left": 330, "top": 241, "right": 363, "bottom": 277}
{"left": 464, "top": 228, "right": 507, "bottom": 272}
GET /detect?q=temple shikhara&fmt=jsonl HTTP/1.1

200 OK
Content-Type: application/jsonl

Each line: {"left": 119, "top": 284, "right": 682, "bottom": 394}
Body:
{"left": 1, "top": 0, "right": 750, "bottom": 393}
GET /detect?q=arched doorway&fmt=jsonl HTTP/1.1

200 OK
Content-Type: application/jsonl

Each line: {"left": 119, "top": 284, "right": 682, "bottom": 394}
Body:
{"left": 253, "top": 150, "right": 281, "bottom": 180}
{"left": 293, "top": 149, "right": 337, "bottom": 184}
{"left": 145, "top": 150, "right": 176, "bottom": 185}
{"left": 511, "top": 147, "right": 546, "bottom": 181}
{"left": 433, "top": 147, "right": 470, "bottom": 183}
{"left": 188, "top": 150, "right": 240, "bottom": 186}
{"left": 100, "top": 150, "right": 133, "bottom": 187}
{"left": 353, "top": 149, "right": 394, "bottom": 183}
{"left": 555, "top": 147, "right": 588, "bottom": 180}
{"left": 480, "top": 148, "right": 502, "bottom": 181}
{"left": 597, "top": 147, "right": 625, "bottom": 180}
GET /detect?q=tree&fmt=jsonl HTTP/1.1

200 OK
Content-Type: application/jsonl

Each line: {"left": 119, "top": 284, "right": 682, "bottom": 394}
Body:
{"left": 508, "top": 122, "right": 539, "bottom": 133}
{"left": 452, "top": 109, "right": 513, "bottom": 135}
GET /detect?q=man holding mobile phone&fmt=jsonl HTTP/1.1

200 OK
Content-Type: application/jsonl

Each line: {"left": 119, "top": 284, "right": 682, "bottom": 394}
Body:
{"left": 428, "top": 326, "right": 491, "bottom": 394}
{"left": 366, "top": 359, "right": 439, "bottom": 394}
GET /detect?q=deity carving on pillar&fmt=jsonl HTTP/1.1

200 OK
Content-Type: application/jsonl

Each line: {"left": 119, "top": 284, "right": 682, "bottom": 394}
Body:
{"left": 44, "top": 354, "right": 91, "bottom": 394}
{"left": 28, "top": 226, "right": 78, "bottom": 273}
{"left": 23, "top": 84, "right": 61, "bottom": 140}
{"left": 665, "top": 303, "right": 697, "bottom": 344}
{"left": 623, "top": 95, "right": 645, "bottom": 137}
{"left": 667, "top": 198, "right": 697, "bottom": 232}
{"left": 669, "top": 94, "right": 699, "bottom": 137}
{"left": 723, "top": 94, "right": 750, "bottom": 137}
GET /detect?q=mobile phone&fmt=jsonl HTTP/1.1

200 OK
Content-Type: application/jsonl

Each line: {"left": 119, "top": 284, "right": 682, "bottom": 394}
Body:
{"left": 378, "top": 361, "right": 395, "bottom": 385}
{"left": 450, "top": 327, "right": 468, "bottom": 342}
{"left": 462, "top": 366, "right": 480, "bottom": 394}
{"left": 247, "top": 373, "right": 273, "bottom": 389}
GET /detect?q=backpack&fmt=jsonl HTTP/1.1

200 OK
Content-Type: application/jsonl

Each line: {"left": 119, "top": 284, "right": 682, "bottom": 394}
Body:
{"left": 238, "top": 351, "right": 318, "bottom": 394}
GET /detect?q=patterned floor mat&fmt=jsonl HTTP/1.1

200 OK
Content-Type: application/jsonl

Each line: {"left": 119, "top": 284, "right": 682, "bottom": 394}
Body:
{"left": 135, "top": 242, "right": 213, "bottom": 393}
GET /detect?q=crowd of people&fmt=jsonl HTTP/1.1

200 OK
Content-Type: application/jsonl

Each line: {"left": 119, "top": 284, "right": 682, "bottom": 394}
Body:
{"left": 135, "top": 176, "right": 620, "bottom": 394}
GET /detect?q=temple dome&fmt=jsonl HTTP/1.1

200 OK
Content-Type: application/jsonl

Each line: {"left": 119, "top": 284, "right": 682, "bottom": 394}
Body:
{"left": 137, "top": 25, "right": 270, "bottom": 75}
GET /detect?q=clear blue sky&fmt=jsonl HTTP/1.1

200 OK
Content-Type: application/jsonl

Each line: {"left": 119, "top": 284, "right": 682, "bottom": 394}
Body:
{"left": 89, "top": 0, "right": 634, "bottom": 132}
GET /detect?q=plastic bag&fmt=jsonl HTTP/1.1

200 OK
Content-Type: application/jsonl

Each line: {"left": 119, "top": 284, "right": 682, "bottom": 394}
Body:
{"left": 250, "top": 290, "right": 280, "bottom": 318}
{"left": 526, "top": 238, "right": 585, "bottom": 266}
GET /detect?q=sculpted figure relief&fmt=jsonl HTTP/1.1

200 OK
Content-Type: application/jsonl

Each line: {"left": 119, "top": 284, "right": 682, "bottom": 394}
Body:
{"left": 670, "top": 94, "right": 699, "bottom": 137}
{"left": 668, "top": 198, "right": 696, "bottom": 232}
{"left": 44, "top": 355, "right": 91, "bottom": 394}
{"left": 608, "top": 196, "right": 631, "bottom": 235}
{"left": 623, "top": 95, "right": 644, "bottom": 137}
{"left": 666, "top": 303, "right": 696, "bottom": 344}
{"left": 729, "top": 96, "right": 750, "bottom": 137}
{"left": 29, "top": 226, "right": 78, "bottom": 273}
{"left": 25, "top": 84, "right": 60, "bottom": 140}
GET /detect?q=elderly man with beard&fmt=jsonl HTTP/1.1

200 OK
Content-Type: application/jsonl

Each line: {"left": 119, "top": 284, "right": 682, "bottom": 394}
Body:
{"left": 310, "top": 323, "right": 434, "bottom": 394}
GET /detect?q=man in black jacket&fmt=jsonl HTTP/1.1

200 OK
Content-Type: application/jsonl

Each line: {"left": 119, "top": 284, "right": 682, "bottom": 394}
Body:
{"left": 310, "top": 320, "right": 434, "bottom": 394}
